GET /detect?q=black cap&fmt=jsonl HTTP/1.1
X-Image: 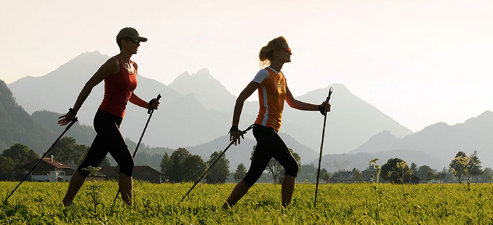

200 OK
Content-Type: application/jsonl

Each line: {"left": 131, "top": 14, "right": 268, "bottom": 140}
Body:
{"left": 117, "top": 27, "right": 147, "bottom": 42}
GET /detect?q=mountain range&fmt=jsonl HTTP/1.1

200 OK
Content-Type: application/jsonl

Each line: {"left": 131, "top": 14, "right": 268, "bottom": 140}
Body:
{"left": 344, "top": 112, "right": 493, "bottom": 169}
{"left": 4, "top": 51, "right": 492, "bottom": 171}
{"left": 7, "top": 52, "right": 411, "bottom": 154}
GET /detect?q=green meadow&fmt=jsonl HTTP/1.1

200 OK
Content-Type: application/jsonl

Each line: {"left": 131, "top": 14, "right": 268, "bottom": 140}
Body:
{"left": 1, "top": 182, "right": 492, "bottom": 224}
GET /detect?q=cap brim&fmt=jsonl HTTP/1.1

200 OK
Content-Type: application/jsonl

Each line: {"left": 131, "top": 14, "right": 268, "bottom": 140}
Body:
{"left": 135, "top": 36, "right": 147, "bottom": 42}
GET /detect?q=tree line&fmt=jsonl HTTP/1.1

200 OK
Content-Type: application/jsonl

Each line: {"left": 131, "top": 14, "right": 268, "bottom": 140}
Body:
{"left": 2, "top": 136, "right": 492, "bottom": 184}
{"left": 326, "top": 150, "right": 492, "bottom": 184}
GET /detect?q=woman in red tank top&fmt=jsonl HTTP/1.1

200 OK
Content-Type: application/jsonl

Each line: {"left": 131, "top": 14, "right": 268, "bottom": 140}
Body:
{"left": 58, "top": 27, "right": 160, "bottom": 207}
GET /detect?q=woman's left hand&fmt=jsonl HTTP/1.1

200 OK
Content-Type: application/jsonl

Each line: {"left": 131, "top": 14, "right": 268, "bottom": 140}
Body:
{"left": 149, "top": 98, "right": 160, "bottom": 110}
{"left": 319, "top": 101, "right": 331, "bottom": 115}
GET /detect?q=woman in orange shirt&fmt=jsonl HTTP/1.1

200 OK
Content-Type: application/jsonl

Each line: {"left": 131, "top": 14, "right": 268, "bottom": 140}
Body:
{"left": 224, "top": 36, "right": 330, "bottom": 208}
{"left": 58, "top": 27, "right": 159, "bottom": 206}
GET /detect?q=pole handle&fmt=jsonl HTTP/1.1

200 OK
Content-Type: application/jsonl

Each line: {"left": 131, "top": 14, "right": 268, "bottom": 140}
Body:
{"left": 148, "top": 94, "right": 162, "bottom": 114}
{"left": 326, "top": 87, "right": 333, "bottom": 102}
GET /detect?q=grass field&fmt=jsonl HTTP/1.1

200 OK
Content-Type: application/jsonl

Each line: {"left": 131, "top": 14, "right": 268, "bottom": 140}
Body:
{"left": 1, "top": 181, "right": 492, "bottom": 224}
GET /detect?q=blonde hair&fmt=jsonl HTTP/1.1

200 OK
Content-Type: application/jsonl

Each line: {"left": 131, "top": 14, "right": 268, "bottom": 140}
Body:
{"left": 259, "top": 36, "right": 287, "bottom": 67}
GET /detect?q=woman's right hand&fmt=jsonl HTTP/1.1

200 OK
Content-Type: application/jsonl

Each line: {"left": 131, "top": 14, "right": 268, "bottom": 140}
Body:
{"left": 58, "top": 111, "right": 76, "bottom": 126}
{"left": 229, "top": 126, "right": 244, "bottom": 145}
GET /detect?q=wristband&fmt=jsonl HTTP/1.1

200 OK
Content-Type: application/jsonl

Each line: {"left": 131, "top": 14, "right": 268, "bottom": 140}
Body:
{"left": 229, "top": 125, "right": 239, "bottom": 133}
{"left": 69, "top": 108, "right": 77, "bottom": 116}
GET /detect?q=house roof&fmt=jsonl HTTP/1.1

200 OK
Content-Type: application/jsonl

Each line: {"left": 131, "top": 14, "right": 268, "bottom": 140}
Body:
{"left": 134, "top": 166, "right": 161, "bottom": 175}
{"left": 41, "top": 158, "right": 71, "bottom": 169}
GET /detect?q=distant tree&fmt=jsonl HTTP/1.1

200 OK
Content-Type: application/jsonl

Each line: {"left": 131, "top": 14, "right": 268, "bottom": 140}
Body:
{"left": 0, "top": 156, "right": 15, "bottom": 180}
{"left": 250, "top": 145, "right": 301, "bottom": 184}
{"left": 469, "top": 151, "right": 483, "bottom": 181}
{"left": 160, "top": 152, "right": 171, "bottom": 181}
{"left": 381, "top": 158, "right": 413, "bottom": 184}
{"left": 449, "top": 151, "right": 467, "bottom": 182}
{"left": 436, "top": 168, "right": 447, "bottom": 183}
{"left": 50, "top": 137, "right": 87, "bottom": 164}
{"left": 205, "top": 151, "right": 230, "bottom": 184}
{"left": 417, "top": 165, "right": 435, "bottom": 183}
{"left": 352, "top": 168, "right": 363, "bottom": 182}
{"left": 449, "top": 151, "right": 482, "bottom": 183}
{"left": 479, "top": 168, "right": 493, "bottom": 183}
{"left": 1, "top": 143, "right": 39, "bottom": 165}
{"left": 320, "top": 168, "right": 330, "bottom": 183}
{"left": 410, "top": 162, "right": 418, "bottom": 175}
{"left": 329, "top": 170, "right": 352, "bottom": 183}
{"left": 167, "top": 148, "right": 192, "bottom": 182}
{"left": 183, "top": 155, "right": 207, "bottom": 182}
{"left": 2, "top": 143, "right": 39, "bottom": 179}
{"left": 297, "top": 164, "right": 317, "bottom": 183}
{"left": 234, "top": 163, "right": 247, "bottom": 182}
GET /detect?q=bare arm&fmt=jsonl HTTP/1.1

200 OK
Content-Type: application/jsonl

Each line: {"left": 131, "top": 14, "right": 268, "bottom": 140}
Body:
{"left": 232, "top": 81, "right": 259, "bottom": 126}
{"left": 58, "top": 58, "right": 118, "bottom": 125}
{"left": 230, "top": 81, "right": 259, "bottom": 145}
{"left": 285, "top": 86, "right": 319, "bottom": 111}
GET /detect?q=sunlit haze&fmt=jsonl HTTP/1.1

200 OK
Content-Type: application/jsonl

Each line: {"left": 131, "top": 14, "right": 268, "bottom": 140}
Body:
{"left": 1, "top": 0, "right": 493, "bottom": 132}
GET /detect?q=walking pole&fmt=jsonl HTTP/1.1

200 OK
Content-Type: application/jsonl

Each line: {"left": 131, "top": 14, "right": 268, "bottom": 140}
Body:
{"left": 110, "top": 94, "right": 161, "bottom": 210}
{"left": 179, "top": 124, "right": 254, "bottom": 204}
{"left": 3, "top": 117, "right": 78, "bottom": 204}
{"left": 314, "top": 87, "right": 333, "bottom": 208}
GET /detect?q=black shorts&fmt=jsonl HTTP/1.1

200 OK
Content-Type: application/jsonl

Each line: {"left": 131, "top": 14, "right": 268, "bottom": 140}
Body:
{"left": 77, "top": 110, "right": 134, "bottom": 177}
{"left": 242, "top": 124, "right": 299, "bottom": 187}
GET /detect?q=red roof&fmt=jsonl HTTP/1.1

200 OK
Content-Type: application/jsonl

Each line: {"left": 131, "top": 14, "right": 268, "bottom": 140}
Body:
{"left": 41, "top": 158, "right": 71, "bottom": 169}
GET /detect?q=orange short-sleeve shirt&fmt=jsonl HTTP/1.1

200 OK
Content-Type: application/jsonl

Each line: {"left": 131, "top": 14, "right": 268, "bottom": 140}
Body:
{"left": 253, "top": 67, "right": 287, "bottom": 131}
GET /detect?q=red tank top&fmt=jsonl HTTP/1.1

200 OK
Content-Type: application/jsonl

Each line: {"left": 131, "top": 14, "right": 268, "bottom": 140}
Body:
{"left": 98, "top": 57, "right": 137, "bottom": 118}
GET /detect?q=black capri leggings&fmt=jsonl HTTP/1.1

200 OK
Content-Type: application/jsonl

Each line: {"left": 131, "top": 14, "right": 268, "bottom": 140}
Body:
{"left": 243, "top": 124, "right": 299, "bottom": 187}
{"left": 77, "top": 110, "right": 134, "bottom": 177}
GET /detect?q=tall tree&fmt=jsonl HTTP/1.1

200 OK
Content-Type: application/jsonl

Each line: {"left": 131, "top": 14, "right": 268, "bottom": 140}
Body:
{"left": 183, "top": 155, "right": 206, "bottom": 182}
{"left": 0, "top": 156, "right": 15, "bottom": 180}
{"left": 417, "top": 165, "right": 435, "bottom": 183}
{"left": 49, "top": 137, "right": 86, "bottom": 164}
{"left": 449, "top": 151, "right": 467, "bottom": 182}
{"left": 320, "top": 168, "right": 330, "bottom": 184}
{"left": 160, "top": 152, "right": 171, "bottom": 182}
{"left": 352, "top": 168, "right": 363, "bottom": 182}
{"left": 205, "top": 151, "right": 230, "bottom": 184}
{"left": 2, "top": 143, "right": 39, "bottom": 179}
{"left": 469, "top": 150, "right": 483, "bottom": 181}
{"left": 410, "top": 162, "right": 418, "bottom": 175}
{"left": 168, "top": 148, "right": 192, "bottom": 182}
{"left": 1, "top": 143, "right": 39, "bottom": 165}
{"left": 436, "top": 168, "right": 447, "bottom": 183}
{"left": 381, "top": 158, "right": 413, "bottom": 184}
{"left": 234, "top": 163, "right": 247, "bottom": 182}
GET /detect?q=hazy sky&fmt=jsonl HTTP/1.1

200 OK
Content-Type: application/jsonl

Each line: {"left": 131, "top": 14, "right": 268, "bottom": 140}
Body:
{"left": 1, "top": 0, "right": 493, "bottom": 132}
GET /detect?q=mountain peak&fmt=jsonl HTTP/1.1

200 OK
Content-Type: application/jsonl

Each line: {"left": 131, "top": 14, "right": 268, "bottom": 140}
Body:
{"left": 195, "top": 68, "right": 211, "bottom": 76}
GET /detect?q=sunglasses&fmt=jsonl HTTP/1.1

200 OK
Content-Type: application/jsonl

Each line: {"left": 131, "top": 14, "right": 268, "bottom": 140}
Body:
{"left": 124, "top": 38, "right": 140, "bottom": 45}
{"left": 280, "top": 48, "right": 291, "bottom": 53}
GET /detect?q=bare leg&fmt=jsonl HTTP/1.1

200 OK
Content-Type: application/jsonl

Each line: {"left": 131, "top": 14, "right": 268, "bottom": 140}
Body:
{"left": 119, "top": 173, "right": 133, "bottom": 206}
{"left": 63, "top": 170, "right": 86, "bottom": 206}
{"left": 223, "top": 180, "right": 249, "bottom": 209}
{"left": 282, "top": 175, "right": 296, "bottom": 207}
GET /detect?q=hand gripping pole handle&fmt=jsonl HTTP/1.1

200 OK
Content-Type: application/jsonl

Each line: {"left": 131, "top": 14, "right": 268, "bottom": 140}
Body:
{"left": 148, "top": 94, "right": 162, "bottom": 114}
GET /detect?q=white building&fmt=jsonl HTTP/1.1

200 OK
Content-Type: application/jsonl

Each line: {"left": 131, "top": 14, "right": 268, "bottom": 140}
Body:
{"left": 25, "top": 156, "right": 75, "bottom": 182}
